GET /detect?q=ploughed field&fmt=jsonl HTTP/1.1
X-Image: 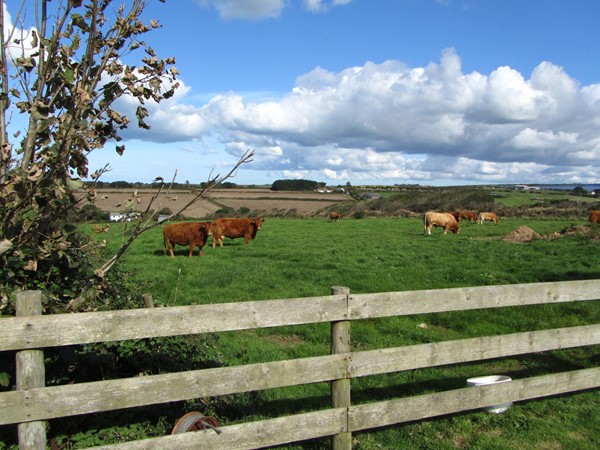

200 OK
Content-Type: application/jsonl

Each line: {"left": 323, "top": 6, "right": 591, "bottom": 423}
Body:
{"left": 80, "top": 188, "right": 349, "bottom": 218}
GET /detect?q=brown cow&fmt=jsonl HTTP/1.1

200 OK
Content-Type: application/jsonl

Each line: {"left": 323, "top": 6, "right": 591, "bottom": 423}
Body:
{"left": 457, "top": 210, "right": 478, "bottom": 222}
{"left": 478, "top": 212, "right": 500, "bottom": 224}
{"left": 329, "top": 211, "right": 340, "bottom": 221}
{"left": 424, "top": 211, "right": 460, "bottom": 235}
{"left": 212, "top": 217, "right": 264, "bottom": 248}
{"left": 588, "top": 210, "right": 600, "bottom": 224}
{"left": 163, "top": 221, "right": 214, "bottom": 257}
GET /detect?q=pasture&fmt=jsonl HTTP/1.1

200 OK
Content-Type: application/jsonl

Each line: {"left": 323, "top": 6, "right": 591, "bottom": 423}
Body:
{"left": 82, "top": 216, "right": 600, "bottom": 449}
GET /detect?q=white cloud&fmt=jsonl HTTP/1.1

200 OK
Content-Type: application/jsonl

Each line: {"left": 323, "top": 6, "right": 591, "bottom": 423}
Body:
{"left": 195, "top": 0, "right": 352, "bottom": 20}
{"left": 510, "top": 128, "right": 577, "bottom": 149}
{"left": 2, "top": 3, "right": 39, "bottom": 61}
{"left": 116, "top": 48, "right": 600, "bottom": 185}
{"left": 303, "top": 0, "right": 352, "bottom": 13}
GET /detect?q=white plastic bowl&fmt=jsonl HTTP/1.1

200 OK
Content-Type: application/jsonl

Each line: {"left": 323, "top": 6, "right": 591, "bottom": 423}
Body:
{"left": 467, "top": 375, "right": 513, "bottom": 413}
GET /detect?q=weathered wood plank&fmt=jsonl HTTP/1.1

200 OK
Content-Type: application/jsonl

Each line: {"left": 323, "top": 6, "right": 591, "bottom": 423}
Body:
{"left": 0, "top": 354, "right": 348, "bottom": 425}
{"left": 3, "top": 280, "right": 599, "bottom": 352}
{"left": 86, "top": 408, "right": 347, "bottom": 450}
{"left": 0, "top": 295, "right": 347, "bottom": 351}
{"left": 350, "top": 324, "right": 600, "bottom": 377}
{"left": 349, "top": 367, "right": 600, "bottom": 432}
{"left": 349, "top": 280, "right": 600, "bottom": 319}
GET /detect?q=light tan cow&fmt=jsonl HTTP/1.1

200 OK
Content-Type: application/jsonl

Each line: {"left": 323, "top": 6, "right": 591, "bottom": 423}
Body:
{"left": 92, "top": 224, "right": 110, "bottom": 233}
{"left": 478, "top": 212, "right": 500, "bottom": 224}
{"left": 424, "top": 212, "right": 460, "bottom": 235}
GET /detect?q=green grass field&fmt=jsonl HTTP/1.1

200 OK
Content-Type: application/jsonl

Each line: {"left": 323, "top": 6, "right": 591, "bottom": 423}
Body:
{"left": 91, "top": 217, "right": 600, "bottom": 449}
{"left": 486, "top": 187, "right": 599, "bottom": 207}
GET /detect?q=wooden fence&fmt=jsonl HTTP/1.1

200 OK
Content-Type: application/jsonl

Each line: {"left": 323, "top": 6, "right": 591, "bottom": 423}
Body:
{"left": 2, "top": 280, "right": 600, "bottom": 449}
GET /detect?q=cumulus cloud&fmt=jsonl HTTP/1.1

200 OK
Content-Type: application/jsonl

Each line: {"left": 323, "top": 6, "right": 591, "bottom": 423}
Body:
{"left": 2, "top": 3, "right": 39, "bottom": 61}
{"left": 124, "top": 48, "right": 600, "bottom": 185}
{"left": 196, "top": 0, "right": 352, "bottom": 20}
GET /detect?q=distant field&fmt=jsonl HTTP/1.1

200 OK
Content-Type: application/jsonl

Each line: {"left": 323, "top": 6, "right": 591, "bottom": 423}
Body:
{"left": 78, "top": 186, "right": 600, "bottom": 223}
{"left": 485, "top": 186, "right": 600, "bottom": 207}
{"left": 79, "top": 188, "right": 350, "bottom": 218}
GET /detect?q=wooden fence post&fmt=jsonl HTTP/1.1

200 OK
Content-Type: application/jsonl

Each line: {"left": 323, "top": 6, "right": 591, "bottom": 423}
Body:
{"left": 16, "top": 291, "right": 46, "bottom": 450}
{"left": 331, "top": 286, "right": 351, "bottom": 450}
{"left": 143, "top": 294, "right": 154, "bottom": 308}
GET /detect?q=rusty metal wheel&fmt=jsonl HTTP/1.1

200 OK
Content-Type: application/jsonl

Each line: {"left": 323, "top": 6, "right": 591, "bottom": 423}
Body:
{"left": 171, "top": 411, "right": 221, "bottom": 434}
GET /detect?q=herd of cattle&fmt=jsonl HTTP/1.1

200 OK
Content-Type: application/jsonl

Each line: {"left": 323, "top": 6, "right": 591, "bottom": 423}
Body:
{"left": 329, "top": 209, "right": 499, "bottom": 235}
{"left": 159, "top": 208, "right": 600, "bottom": 257}
{"left": 163, "top": 217, "right": 264, "bottom": 257}
{"left": 329, "top": 208, "right": 600, "bottom": 236}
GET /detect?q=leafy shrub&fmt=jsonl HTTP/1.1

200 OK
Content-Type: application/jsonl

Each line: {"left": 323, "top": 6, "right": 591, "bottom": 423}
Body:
{"left": 79, "top": 204, "right": 109, "bottom": 223}
{"left": 215, "top": 207, "right": 235, "bottom": 217}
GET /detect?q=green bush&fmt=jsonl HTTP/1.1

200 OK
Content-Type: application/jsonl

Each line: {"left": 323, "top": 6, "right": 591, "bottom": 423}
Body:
{"left": 215, "top": 207, "right": 235, "bottom": 217}
{"left": 79, "top": 204, "right": 109, "bottom": 223}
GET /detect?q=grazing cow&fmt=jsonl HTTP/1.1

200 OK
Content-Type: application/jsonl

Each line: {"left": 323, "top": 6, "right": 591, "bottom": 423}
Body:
{"left": 163, "top": 221, "right": 214, "bottom": 257}
{"left": 457, "top": 210, "right": 478, "bottom": 222}
{"left": 478, "top": 212, "right": 500, "bottom": 224}
{"left": 92, "top": 224, "right": 110, "bottom": 233}
{"left": 424, "top": 211, "right": 460, "bottom": 235}
{"left": 588, "top": 210, "right": 600, "bottom": 224}
{"left": 212, "top": 217, "right": 264, "bottom": 248}
{"left": 329, "top": 211, "right": 340, "bottom": 221}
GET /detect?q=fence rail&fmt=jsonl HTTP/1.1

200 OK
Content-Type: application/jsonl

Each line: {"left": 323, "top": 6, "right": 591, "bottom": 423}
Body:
{"left": 2, "top": 279, "right": 600, "bottom": 449}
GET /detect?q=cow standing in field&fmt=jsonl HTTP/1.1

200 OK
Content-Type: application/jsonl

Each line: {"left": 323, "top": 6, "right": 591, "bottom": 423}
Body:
{"left": 163, "top": 222, "right": 214, "bottom": 257}
{"left": 212, "top": 217, "right": 264, "bottom": 248}
{"left": 424, "top": 212, "right": 460, "bottom": 235}
{"left": 329, "top": 211, "right": 340, "bottom": 221}
{"left": 589, "top": 210, "right": 600, "bottom": 224}
{"left": 92, "top": 224, "right": 110, "bottom": 233}
{"left": 478, "top": 212, "right": 500, "bottom": 224}
{"left": 457, "top": 210, "right": 478, "bottom": 222}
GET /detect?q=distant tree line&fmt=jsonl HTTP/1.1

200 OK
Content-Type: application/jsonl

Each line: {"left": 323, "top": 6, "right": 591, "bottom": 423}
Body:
{"left": 271, "top": 179, "right": 326, "bottom": 191}
{"left": 87, "top": 181, "right": 239, "bottom": 189}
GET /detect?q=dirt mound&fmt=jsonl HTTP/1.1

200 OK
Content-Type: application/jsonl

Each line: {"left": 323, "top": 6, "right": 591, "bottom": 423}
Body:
{"left": 502, "top": 226, "right": 542, "bottom": 243}
{"left": 503, "top": 224, "right": 593, "bottom": 243}
{"left": 560, "top": 225, "right": 591, "bottom": 235}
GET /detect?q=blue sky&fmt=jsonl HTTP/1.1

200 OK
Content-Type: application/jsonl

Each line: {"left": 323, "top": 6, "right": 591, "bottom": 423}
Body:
{"left": 7, "top": 0, "right": 600, "bottom": 186}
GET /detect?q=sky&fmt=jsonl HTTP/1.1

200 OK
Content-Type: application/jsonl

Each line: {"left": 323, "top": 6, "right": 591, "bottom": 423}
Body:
{"left": 6, "top": 0, "right": 600, "bottom": 186}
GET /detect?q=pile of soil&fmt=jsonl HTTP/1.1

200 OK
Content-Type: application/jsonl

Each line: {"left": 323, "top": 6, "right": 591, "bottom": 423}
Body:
{"left": 502, "top": 226, "right": 542, "bottom": 243}
{"left": 559, "top": 225, "right": 591, "bottom": 236}
{"left": 503, "top": 224, "right": 593, "bottom": 243}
